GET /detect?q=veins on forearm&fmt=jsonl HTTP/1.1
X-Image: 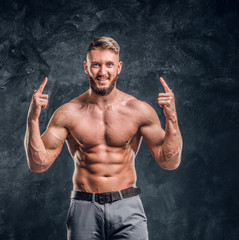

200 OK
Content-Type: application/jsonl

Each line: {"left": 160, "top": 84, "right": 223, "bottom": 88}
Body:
{"left": 160, "top": 143, "right": 179, "bottom": 163}
{"left": 159, "top": 133, "right": 182, "bottom": 164}
{"left": 28, "top": 141, "right": 49, "bottom": 166}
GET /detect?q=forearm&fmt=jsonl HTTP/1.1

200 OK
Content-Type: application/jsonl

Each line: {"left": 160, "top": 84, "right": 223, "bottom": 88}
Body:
{"left": 24, "top": 118, "right": 49, "bottom": 172}
{"left": 159, "top": 115, "right": 183, "bottom": 170}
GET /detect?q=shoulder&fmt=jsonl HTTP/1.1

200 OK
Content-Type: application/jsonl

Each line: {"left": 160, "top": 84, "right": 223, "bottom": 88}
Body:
{"left": 123, "top": 94, "right": 160, "bottom": 126}
{"left": 117, "top": 91, "right": 146, "bottom": 109}
{"left": 51, "top": 102, "right": 77, "bottom": 120}
{"left": 49, "top": 94, "right": 86, "bottom": 126}
{"left": 126, "top": 97, "right": 157, "bottom": 116}
{"left": 53, "top": 93, "right": 87, "bottom": 116}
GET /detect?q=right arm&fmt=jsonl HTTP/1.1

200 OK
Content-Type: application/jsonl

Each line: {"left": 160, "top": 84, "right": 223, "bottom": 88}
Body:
{"left": 24, "top": 78, "right": 68, "bottom": 173}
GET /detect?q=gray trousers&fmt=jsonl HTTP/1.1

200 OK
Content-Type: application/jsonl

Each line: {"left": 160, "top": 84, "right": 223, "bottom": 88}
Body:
{"left": 66, "top": 194, "right": 149, "bottom": 239}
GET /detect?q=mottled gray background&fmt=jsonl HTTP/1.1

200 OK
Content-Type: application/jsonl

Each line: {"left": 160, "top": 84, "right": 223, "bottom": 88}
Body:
{"left": 0, "top": 0, "right": 239, "bottom": 239}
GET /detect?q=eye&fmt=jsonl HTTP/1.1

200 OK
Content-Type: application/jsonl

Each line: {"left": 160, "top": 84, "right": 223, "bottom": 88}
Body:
{"left": 107, "top": 63, "right": 113, "bottom": 67}
{"left": 92, "top": 63, "right": 99, "bottom": 67}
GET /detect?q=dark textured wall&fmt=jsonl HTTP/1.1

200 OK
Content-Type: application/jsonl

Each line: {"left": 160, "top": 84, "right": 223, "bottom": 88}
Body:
{"left": 0, "top": 0, "right": 238, "bottom": 239}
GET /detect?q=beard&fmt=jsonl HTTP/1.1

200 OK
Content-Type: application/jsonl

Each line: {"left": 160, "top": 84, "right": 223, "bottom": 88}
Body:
{"left": 89, "top": 75, "right": 118, "bottom": 96}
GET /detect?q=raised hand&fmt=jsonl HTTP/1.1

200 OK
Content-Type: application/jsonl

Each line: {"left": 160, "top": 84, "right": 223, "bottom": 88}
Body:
{"left": 158, "top": 77, "right": 176, "bottom": 120}
{"left": 28, "top": 77, "right": 49, "bottom": 121}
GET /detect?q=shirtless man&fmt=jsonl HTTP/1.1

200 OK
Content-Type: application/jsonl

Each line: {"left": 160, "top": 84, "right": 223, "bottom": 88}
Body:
{"left": 24, "top": 37, "right": 182, "bottom": 240}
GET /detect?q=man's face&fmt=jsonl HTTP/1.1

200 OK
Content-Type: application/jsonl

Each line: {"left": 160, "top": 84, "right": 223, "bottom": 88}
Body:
{"left": 84, "top": 49, "right": 122, "bottom": 96}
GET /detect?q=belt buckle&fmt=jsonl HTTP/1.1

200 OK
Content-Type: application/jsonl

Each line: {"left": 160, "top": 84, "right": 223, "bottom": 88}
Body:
{"left": 98, "top": 192, "right": 110, "bottom": 204}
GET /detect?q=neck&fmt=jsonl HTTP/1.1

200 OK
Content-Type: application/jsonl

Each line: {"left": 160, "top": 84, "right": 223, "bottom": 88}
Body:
{"left": 88, "top": 87, "right": 120, "bottom": 107}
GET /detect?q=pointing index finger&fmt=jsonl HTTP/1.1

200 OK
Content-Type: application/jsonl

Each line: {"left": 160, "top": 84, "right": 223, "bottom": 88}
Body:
{"left": 160, "top": 77, "right": 171, "bottom": 92}
{"left": 37, "top": 77, "right": 48, "bottom": 93}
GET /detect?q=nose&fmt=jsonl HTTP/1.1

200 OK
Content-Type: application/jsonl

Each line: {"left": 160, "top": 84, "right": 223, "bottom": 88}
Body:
{"left": 99, "top": 65, "right": 107, "bottom": 75}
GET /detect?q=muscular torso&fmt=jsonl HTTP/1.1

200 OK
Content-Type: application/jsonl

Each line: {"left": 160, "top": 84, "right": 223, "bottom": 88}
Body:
{"left": 63, "top": 91, "right": 143, "bottom": 193}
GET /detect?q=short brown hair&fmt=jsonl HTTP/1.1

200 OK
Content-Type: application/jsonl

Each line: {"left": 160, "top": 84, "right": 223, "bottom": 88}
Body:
{"left": 87, "top": 36, "right": 120, "bottom": 55}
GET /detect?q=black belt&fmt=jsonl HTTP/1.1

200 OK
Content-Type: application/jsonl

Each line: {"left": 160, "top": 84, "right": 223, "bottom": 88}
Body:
{"left": 71, "top": 187, "right": 141, "bottom": 204}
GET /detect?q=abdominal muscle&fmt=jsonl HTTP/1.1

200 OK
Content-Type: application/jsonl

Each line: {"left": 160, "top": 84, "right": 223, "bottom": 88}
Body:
{"left": 71, "top": 144, "right": 137, "bottom": 193}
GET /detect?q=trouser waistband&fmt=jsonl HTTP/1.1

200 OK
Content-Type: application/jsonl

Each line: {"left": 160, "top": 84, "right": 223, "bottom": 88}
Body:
{"left": 71, "top": 187, "right": 141, "bottom": 204}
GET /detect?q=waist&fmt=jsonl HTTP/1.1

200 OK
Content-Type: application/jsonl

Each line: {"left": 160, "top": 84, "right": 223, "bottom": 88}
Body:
{"left": 71, "top": 187, "right": 141, "bottom": 204}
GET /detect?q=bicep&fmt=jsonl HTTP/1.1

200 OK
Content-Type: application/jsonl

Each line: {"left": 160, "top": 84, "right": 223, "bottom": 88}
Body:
{"left": 139, "top": 106, "right": 165, "bottom": 160}
{"left": 41, "top": 109, "right": 69, "bottom": 160}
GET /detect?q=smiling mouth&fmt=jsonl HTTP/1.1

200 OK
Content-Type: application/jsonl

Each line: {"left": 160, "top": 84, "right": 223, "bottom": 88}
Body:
{"left": 96, "top": 77, "right": 109, "bottom": 83}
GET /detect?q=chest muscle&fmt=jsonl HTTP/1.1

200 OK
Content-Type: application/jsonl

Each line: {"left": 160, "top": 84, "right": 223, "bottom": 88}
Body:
{"left": 69, "top": 108, "right": 139, "bottom": 149}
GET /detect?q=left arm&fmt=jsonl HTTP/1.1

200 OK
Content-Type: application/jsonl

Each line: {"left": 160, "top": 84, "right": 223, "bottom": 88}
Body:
{"left": 159, "top": 113, "right": 182, "bottom": 170}
{"left": 139, "top": 77, "right": 183, "bottom": 170}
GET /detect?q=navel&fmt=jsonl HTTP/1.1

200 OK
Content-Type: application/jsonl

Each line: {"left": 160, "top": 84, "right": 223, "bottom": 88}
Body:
{"left": 103, "top": 174, "right": 112, "bottom": 178}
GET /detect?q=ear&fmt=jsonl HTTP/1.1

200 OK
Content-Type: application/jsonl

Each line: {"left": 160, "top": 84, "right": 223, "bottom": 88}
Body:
{"left": 84, "top": 61, "right": 89, "bottom": 74}
{"left": 117, "top": 61, "right": 123, "bottom": 75}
